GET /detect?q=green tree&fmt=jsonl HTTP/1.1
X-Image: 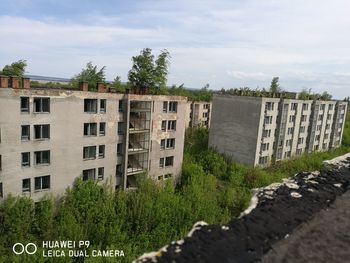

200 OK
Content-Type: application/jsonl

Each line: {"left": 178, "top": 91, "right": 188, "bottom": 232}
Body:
{"left": 128, "top": 48, "right": 170, "bottom": 92}
{"left": 270, "top": 77, "right": 282, "bottom": 93}
{"left": 110, "top": 76, "right": 126, "bottom": 92}
{"left": 1, "top": 60, "right": 27, "bottom": 77}
{"left": 320, "top": 91, "right": 332, "bottom": 100}
{"left": 71, "top": 62, "right": 106, "bottom": 91}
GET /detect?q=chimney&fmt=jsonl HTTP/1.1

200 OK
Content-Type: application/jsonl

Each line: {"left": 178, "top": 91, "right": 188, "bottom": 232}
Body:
{"left": 79, "top": 81, "right": 88, "bottom": 91}
{"left": 97, "top": 82, "right": 106, "bottom": 93}
{"left": 10, "top": 76, "right": 20, "bottom": 89}
{"left": 22, "top": 77, "right": 30, "bottom": 89}
{"left": 0, "top": 75, "right": 9, "bottom": 88}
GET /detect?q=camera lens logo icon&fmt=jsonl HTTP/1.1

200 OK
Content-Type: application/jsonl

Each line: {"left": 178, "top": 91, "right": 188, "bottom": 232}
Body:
{"left": 13, "top": 243, "right": 37, "bottom": 255}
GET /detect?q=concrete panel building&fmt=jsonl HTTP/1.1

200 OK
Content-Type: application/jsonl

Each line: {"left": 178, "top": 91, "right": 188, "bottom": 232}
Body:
{"left": 0, "top": 76, "right": 186, "bottom": 200}
{"left": 209, "top": 94, "right": 347, "bottom": 167}
{"left": 185, "top": 101, "right": 212, "bottom": 129}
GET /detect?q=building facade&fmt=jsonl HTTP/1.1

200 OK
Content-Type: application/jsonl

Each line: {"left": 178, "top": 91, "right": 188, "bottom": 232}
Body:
{"left": 185, "top": 101, "right": 212, "bottom": 129}
{"left": 209, "top": 94, "right": 347, "bottom": 167}
{"left": 0, "top": 76, "right": 186, "bottom": 200}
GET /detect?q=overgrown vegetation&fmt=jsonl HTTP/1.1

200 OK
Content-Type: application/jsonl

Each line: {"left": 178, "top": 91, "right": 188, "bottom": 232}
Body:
{"left": 1, "top": 109, "right": 349, "bottom": 262}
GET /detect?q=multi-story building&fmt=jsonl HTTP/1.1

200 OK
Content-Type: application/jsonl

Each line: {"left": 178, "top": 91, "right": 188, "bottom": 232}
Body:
{"left": 208, "top": 94, "right": 347, "bottom": 167}
{"left": 0, "top": 76, "right": 186, "bottom": 200}
{"left": 185, "top": 101, "right": 212, "bottom": 129}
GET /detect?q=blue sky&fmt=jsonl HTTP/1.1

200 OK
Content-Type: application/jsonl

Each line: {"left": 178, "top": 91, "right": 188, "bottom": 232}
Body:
{"left": 0, "top": 0, "right": 349, "bottom": 99}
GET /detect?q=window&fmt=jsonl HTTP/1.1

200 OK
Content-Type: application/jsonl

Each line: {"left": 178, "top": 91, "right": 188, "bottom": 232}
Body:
{"left": 287, "top": 127, "right": 294, "bottom": 135}
{"left": 258, "top": 156, "right": 268, "bottom": 165}
{"left": 83, "top": 169, "right": 95, "bottom": 181}
{"left": 159, "top": 158, "right": 164, "bottom": 168}
{"left": 169, "top": 101, "right": 178, "bottom": 112}
{"left": 21, "top": 125, "right": 30, "bottom": 140}
{"left": 118, "top": 100, "right": 124, "bottom": 112}
{"left": 164, "top": 174, "right": 172, "bottom": 179}
{"left": 321, "top": 104, "right": 325, "bottom": 111}
{"left": 284, "top": 151, "right": 291, "bottom": 158}
{"left": 261, "top": 143, "right": 269, "bottom": 151}
{"left": 289, "top": 115, "right": 295, "bottom": 123}
{"left": 34, "top": 98, "right": 50, "bottom": 113}
{"left": 20, "top": 97, "right": 29, "bottom": 113}
{"left": 98, "top": 145, "right": 105, "bottom": 158}
{"left": 34, "top": 150, "right": 50, "bottom": 165}
{"left": 285, "top": 139, "right": 292, "bottom": 147}
{"left": 84, "top": 99, "right": 97, "bottom": 113}
{"left": 318, "top": 115, "right": 323, "bottom": 121}
{"left": 161, "top": 121, "right": 166, "bottom": 131}
{"left": 0, "top": 155, "right": 2, "bottom": 170}
{"left": 99, "top": 122, "right": 106, "bottom": 136}
{"left": 203, "top": 112, "right": 208, "bottom": 118}
{"left": 0, "top": 182, "right": 3, "bottom": 198}
{"left": 84, "top": 123, "right": 97, "bottom": 136}
{"left": 117, "top": 143, "right": 123, "bottom": 155}
{"left": 301, "top": 115, "right": 307, "bottom": 122}
{"left": 322, "top": 143, "right": 327, "bottom": 150}
{"left": 290, "top": 103, "right": 298, "bottom": 111}
{"left": 329, "top": 104, "right": 334, "bottom": 110}
{"left": 163, "top": 101, "right": 168, "bottom": 112}
{"left": 22, "top": 178, "right": 31, "bottom": 193}
{"left": 34, "top": 124, "right": 50, "bottom": 139}
{"left": 265, "top": 102, "right": 274, "bottom": 111}
{"left": 315, "top": 135, "right": 320, "bottom": 141}
{"left": 298, "top": 137, "right": 304, "bottom": 144}
{"left": 166, "top": 138, "right": 175, "bottom": 149}
{"left": 327, "top": 114, "right": 332, "bottom": 120}
{"left": 21, "top": 152, "right": 30, "bottom": 167}
{"left": 118, "top": 122, "right": 124, "bottom": 134}
{"left": 83, "top": 146, "right": 96, "bottom": 160}
{"left": 34, "top": 175, "right": 50, "bottom": 191}
{"left": 165, "top": 156, "right": 174, "bottom": 167}
{"left": 100, "top": 99, "right": 106, "bottom": 113}
{"left": 264, "top": 116, "right": 273, "bottom": 124}
{"left": 316, "top": 125, "right": 322, "bottom": 131}
{"left": 160, "top": 139, "right": 165, "bottom": 150}
{"left": 296, "top": 148, "right": 303, "bottom": 155}
{"left": 98, "top": 167, "right": 104, "bottom": 180}
{"left": 302, "top": 103, "right": 309, "bottom": 111}
{"left": 262, "top": 129, "right": 271, "bottom": 138}
{"left": 158, "top": 175, "right": 163, "bottom": 180}
{"left": 324, "top": 133, "right": 329, "bottom": 139}
{"left": 116, "top": 164, "right": 122, "bottom": 176}
{"left": 299, "top": 126, "right": 305, "bottom": 133}
{"left": 167, "top": 120, "right": 176, "bottom": 131}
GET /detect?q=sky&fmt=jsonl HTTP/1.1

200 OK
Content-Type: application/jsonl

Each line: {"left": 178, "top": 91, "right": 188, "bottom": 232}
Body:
{"left": 0, "top": 0, "right": 349, "bottom": 99}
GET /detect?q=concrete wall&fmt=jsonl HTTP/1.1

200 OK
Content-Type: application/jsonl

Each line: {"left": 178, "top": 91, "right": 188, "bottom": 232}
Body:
{"left": 208, "top": 95, "right": 262, "bottom": 165}
{"left": 0, "top": 88, "right": 187, "bottom": 199}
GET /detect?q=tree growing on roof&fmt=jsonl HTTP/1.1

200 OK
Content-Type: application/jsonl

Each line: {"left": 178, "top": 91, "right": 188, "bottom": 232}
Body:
{"left": 71, "top": 62, "right": 106, "bottom": 91}
{"left": 128, "top": 48, "right": 170, "bottom": 93}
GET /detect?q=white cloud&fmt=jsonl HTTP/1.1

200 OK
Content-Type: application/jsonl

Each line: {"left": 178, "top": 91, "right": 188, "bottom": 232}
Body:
{"left": 1, "top": 0, "right": 350, "bottom": 99}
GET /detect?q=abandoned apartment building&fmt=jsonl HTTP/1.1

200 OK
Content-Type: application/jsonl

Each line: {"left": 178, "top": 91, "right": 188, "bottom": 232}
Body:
{"left": 209, "top": 94, "right": 347, "bottom": 167}
{"left": 0, "top": 76, "right": 187, "bottom": 200}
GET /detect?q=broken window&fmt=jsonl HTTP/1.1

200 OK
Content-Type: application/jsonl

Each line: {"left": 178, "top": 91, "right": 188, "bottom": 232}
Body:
{"left": 34, "top": 150, "right": 50, "bottom": 165}
{"left": 160, "top": 139, "right": 165, "bottom": 149}
{"left": 21, "top": 125, "right": 30, "bottom": 140}
{"left": 167, "top": 120, "right": 176, "bottom": 131}
{"left": 34, "top": 175, "right": 50, "bottom": 191}
{"left": 98, "top": 167, "right": 104, "bottom": 180}
{"left": 34, "top": 98, "right": 50, "bottom": 113}
{"left": 98, "top": 145, "right": 105, "bottom": 158}
{"left": 21, "top": 152, "right": 30, "bottom": 167}
{"left": 165, "top": 156, "right": 174, "bottom": 167}
{"left": 20, "top": 97, "right": 29, "bottom": 113}
{"left": 168, "top": 101, "right": 177, "bottom": 112}
{"left": 99, "top": 122, "right": 106, "bottom": 136}
{"left": 163, "top": 101, "right": 168, "bottom": 112}
{"left": 161, "top": 120, "right": 167, "bottom": 131}
{"left": 83, "top": 169, "right": 95, "bottom": 181}
{"left": 22, "top": 178, "right": 31, "bottom": 193}
{"left": 100, "top": 99, "right": 106, "bottom": 113}
{"left": 166, "top": 138, "right": 175, "bottom": 149}
{"left": 83, "top": 146, "right": 96, "bottom": 159}
{"left": 84, "top": 123, "right": 97, "bottom": 136}
{"left": 34, "top": 124, "right": 50, "bottom": 139}
{"left": 84, "top": 99, "right": 97, "bottom": 113}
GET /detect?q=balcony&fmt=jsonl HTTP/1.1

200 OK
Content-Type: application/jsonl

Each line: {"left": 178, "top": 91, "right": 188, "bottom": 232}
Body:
{"left": 127, "top": 153, "right": 148, "bottom": 175}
